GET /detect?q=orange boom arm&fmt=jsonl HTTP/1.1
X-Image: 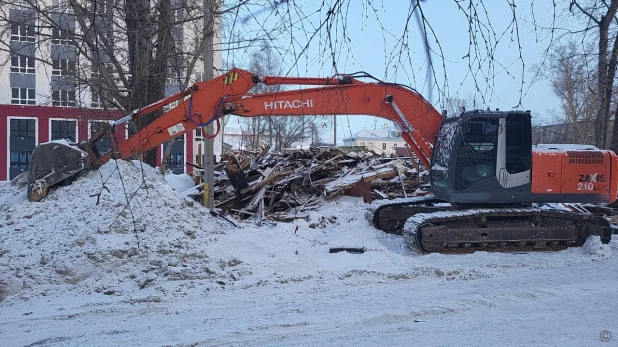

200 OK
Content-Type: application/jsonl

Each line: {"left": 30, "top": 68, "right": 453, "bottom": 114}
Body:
{"left": 105, "top": 68, "right": 442, "bottom": 169}
{"left": 221, "top": 73, "right": 442, "bottom": 168}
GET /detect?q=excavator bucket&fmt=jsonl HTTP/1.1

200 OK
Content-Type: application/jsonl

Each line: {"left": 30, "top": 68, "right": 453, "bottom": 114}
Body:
{"left": 27, "top": 140, "right": 89, "bottom": 202}
{"left": 27, "top": 124, "right": 118, "bottom": 202}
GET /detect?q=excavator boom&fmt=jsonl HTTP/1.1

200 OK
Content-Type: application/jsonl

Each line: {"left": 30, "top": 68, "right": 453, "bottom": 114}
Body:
{"left": 221, "top": 79, "right": 441, "bottom": 167}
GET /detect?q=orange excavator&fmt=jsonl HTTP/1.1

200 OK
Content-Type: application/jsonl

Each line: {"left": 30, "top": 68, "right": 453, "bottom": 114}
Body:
{"left": 27, "top": 68, "right": 615, "bottom": 252}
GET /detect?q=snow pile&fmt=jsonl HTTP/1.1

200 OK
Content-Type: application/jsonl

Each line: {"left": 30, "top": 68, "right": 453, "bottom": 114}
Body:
{"left": 1, "top": 159, "right": 617, "bottom": 308}
{"left": 582, "top": 235, "right": 613, "bottom": 258}
{"left": 0, "top": 160, "right": 242, "bottom": 302}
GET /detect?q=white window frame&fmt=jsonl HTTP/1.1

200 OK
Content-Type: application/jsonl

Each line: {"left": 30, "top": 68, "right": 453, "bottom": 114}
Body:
{"left": 90, "top": 87, "right": 103, "bottom": 108}
{"left": 172, "top": 8, "right": 184, "bottom": 23}
{"left": 11, "top": 87, "right": 35, "bottom": 105}
{"left": 52, "top": 0, "right": 72, "bottom": 12}
{"left": 195, "top": 127, "right": 203, "bottom": 141}
{"left": 94, "top": 0, "right": 110, "bottom": 14}
{"left": 11, "top": 55, "right": 35, "bottom": 74}
{"left": 160, "top": 134, "right": 187, "bottom": 174}
{"left": 52, "top": 90, "right": 76, "bottom": 107}
{"left": 166, "top": 69, "right": 181, "bottom": 85}
{"left": 6, "top": 116, "right": 38, "bottom": 180}
{"left": 87, "top": 119, "right": 114, "bottom": 137}
{"left": 52, "top": 59, "right": 76, "bottom": 76}
{"left": 49, "top": 118, "right": 79, "bottom": 143}
{"left": 10, "top": 23, "right": 35, "bottom": 42}
{"left": 51, "top": 28, "right": 76, "bottom": 46}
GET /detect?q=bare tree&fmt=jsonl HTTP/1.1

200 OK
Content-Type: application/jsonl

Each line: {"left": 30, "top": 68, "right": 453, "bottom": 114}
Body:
{"left": 535, "top": 41, "right": 596, "bottom": 143}
{"left": 239, "top": 42, "right": 323, "bottom": 151}
{"left": 568, "top": 1, "right": 618, "bottom": 149}
{"left": 441, "top": 93, "right": 481, "bottom": 117}
{"left": 240, "top": 42, "right": 281, "bottom": 150}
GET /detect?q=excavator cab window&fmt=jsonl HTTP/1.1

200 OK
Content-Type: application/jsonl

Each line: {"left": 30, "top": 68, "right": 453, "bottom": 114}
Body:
{"left": 504, "top": 114, "right": 531, "bottom": 174}
{"left": 454, "top": 117, "right": 499, "bottom": 190}
{"left": 430, "top": 120, "right": 460, "bottom": 188}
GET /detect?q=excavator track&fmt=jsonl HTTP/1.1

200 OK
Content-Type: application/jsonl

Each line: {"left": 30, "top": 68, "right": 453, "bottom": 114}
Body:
{"left": 373, "top": 195, "right": 447, "bottom": 233}
{"left": 402, "top": 208, "right": 612, "bottom": 254}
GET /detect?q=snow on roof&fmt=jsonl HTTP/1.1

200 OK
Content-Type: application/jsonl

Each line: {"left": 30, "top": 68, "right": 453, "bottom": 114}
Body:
{"left": 223, "top": 126, "right": 243, "bottom": 135}
{"left": 344, "top": 128, "right": 403, "bottom": 141}
{"left": 533, "top": 144, "right": 599, "bottom": 151}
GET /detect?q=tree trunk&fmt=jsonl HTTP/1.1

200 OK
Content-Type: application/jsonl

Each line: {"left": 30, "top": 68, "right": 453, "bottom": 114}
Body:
{"left": 149, "top": 0, "right": 173, "bottom": 168}
{"left": 126, "top": 0, "right": 153, "bottom": 162}
{"left": 126, "top": 0, "right": 172, "bottom": 167}
{"left": 595, "top": 0, "right": 618, "bottom": 149}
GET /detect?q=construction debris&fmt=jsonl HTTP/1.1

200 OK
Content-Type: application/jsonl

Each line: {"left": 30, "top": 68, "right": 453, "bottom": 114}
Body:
{"left": 188, "top": 146, "right": 424, "bottom": 223}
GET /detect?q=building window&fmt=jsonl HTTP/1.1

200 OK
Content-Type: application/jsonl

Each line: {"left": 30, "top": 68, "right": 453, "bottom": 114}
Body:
{"left": 166, "top": 69, "right": 181, "bottom": 85}
{"left": 90, "top": 121, "right": 112, "bottom": 154}
{"left": 10, "top": 23, "right": 35, "bottom": 42}
{"left": 11, "top": 88, "right": 35, "bottom": 105}
{"left": 168, "top": 153, "right": 184, "bottom": 169}
{"left": 91, "top": 87, "right": 112, "bottom": 109}
{"left": 52, "top": 90, "right": 76, "bottom": 107}
{"left": 51, "top": 120, "right": 77, "bottom": 142}
{"left": 172, "top": 8, "right": 184, "bottom": 23}
{"left": 91, "top": 88, "right": 102, "bottom": 108}
{"left": 164, "top": 136, "right": 185, "bottom": 174}
{"left": 382, "top": 143, "right": 387, "bottom": 150}
{"left": 10, "top": 118, "right": 35, "bottom": 137}
{"left": 13, "top": 0, "right": 31, "bottom": 9}
{"left": 52, "top": 0, "right": 72, "bottom": 12}
{"left": 11, "top": 55, "right": 35, "bottom": 74}
{"left": 10, "top": 151, "right": 32, "bottom": 167}
{"left": 94, "top": 0, "right": 110, "bottom": 14}
{"left": 51, "top": 28, "right": 75, "bottom": 45}
{"left": 52, "top": 59, "right": 76, "bottom": 76}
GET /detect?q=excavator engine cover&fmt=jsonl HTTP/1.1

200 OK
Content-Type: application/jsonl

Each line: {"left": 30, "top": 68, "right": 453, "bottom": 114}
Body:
{"left": 27, "top": 141, "right": 88, "bottom": 202}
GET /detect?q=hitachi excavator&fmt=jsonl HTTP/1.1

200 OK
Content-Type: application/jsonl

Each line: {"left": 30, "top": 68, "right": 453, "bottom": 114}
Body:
{"left": 27, "top": 68, "right": 615, "bottom": 253}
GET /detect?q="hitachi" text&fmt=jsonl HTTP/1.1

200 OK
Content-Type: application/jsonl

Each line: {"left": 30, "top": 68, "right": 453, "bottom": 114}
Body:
{"left": 264, "top": 100, "right": 314, "bottom": 110}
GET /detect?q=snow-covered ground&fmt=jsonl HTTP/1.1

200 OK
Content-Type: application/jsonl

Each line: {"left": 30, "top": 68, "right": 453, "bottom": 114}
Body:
{"left": 1, "top": 160, "right": 617, "bottom": 346}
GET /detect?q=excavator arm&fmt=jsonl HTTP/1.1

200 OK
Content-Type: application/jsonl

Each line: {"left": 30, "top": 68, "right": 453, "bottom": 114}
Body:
{"left": 222, "top": 74, "right": 442, "bottom": 168}
{"left": 27, "top": 68, "right": 442, "bottom": 201}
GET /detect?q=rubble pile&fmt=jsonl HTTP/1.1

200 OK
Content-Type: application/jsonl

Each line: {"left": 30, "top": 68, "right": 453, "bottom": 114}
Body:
{"left": 191, "top": 146, "right": 425, "bottom": 222}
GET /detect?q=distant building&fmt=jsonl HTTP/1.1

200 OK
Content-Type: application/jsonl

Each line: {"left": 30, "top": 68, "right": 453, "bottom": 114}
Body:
{"left": 221, "top": 126, "right": 245, "bottom": 150}
{"left": 532, "top": 120, "right": 610, "bottom": 146}
{"left": 1, "top": 0, "right": 223, "bottom": 180}
{"left": 342, "top": 128, "right": 407, "bottom": 156}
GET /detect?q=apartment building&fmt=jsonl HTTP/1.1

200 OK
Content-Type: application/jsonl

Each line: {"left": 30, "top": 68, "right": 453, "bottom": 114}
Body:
{"left": 0, "top": 0, "right": 222, "bottom": 180}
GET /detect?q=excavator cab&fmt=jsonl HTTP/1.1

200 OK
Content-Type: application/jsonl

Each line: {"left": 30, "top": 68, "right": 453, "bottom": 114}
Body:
{"left": 430, "top": 110, "right": 533, "bottom": 204}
